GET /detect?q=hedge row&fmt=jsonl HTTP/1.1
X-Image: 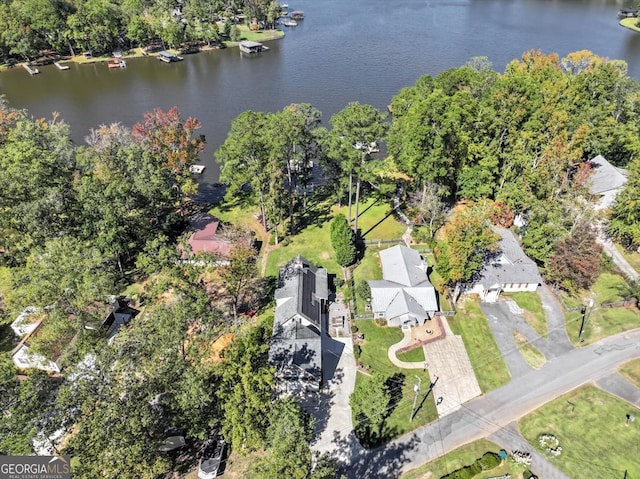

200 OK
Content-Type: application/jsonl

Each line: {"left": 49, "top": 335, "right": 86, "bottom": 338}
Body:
{"left": 440, "top": 451, "right": 501, "bottom": 479}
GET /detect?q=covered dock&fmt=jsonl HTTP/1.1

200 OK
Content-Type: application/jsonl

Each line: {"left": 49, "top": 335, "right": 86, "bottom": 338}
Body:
{"left": 157, "top": 51, "right": 184, "bottom": 62}
{"left": 239, "top": 40, "right": 267, "bottom": 54}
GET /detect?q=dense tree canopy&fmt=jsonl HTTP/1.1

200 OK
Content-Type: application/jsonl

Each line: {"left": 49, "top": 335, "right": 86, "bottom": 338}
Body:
{"left": 0, "top": 0, "right": 281, "bottom": 59}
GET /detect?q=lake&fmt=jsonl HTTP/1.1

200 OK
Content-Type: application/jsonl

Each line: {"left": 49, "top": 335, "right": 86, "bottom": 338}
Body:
{"left": 1, "top": 0, "right": 638, "bottom": 198}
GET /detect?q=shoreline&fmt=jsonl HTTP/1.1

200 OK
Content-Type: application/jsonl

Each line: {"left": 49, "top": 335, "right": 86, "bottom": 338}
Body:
{"left": 1, "top": 28, "right": 285, "bottom": 71}
{"left": 620, "top": 17, "right": 640, "bottom": 32}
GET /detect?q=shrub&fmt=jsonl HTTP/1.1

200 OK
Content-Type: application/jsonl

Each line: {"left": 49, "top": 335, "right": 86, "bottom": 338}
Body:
{"left": 356, "top": 279, "right": 371, "bottom": 303}
{"left": 353, "top": 344, "right": 362, "bottom": 359}
{"left": 440, "top": 462, "right": 480, "bottom": 479}
{"left": 351, "top": 324, "right": 359, "bottom": 333}
{"left": 330, "top": 214, "right": 357, "bottom": 267}
{"left": 476, "top": 451, "right": 500, "bottom": 470}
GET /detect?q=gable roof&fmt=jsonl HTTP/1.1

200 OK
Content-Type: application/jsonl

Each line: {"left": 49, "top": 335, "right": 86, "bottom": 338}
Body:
{"left": 270, "top": 256, "right": 327, "bottom": 382}
{"left": 386, "top": 290, "right": 429, "bottom": 323}
{"left": 380, "top": 244, "right": 430, "bottom": 287}
{"left": 588, "top": 155, "right": 628, "bottom": 195}
{"left": 186, "top": 213, "right": 251, "bottom": 258}
{"left": 477, "top": 227, "right": 541, "bottom": 288}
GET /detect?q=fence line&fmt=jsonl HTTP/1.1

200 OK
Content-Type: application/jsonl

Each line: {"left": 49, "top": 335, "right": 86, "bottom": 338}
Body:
{"left": 601, "top": 298, "right": 637, "bottom": 308}
{"left": 363, "top": 238, "right": 404, "bottom": 246}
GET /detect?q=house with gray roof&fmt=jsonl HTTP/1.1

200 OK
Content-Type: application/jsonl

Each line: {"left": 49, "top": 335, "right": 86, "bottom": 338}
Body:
{"left": 588, "top": 155, "right": 628, "bottom": 210}
{"left": 466, "top": 227, "right": 542, "bottom": 302}
{"left": 269, "top": 256, "right": 328, "bottom": 394}
{"left": 368, "top": 245, "right": 438, "bottom": 327}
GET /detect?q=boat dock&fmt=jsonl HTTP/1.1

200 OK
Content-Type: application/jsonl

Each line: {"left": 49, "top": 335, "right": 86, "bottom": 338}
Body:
{"left": 189, "top": 165, "right": 206, "bottom": 174}
{"left": 239, "top": 41, "right": 268, "bottom": 54}
{"left": 54, "top": 62, "right": 70, "bottom": 70}
{"left": 23, "top": 64, "right": 39, "bottom": 75}
{"left": 158, "top": 51, "right": 183, "bottom": 63}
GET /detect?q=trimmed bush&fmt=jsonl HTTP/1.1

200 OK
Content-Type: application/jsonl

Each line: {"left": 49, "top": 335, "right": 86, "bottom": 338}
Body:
{"left": 477, "top": 451, "right": 501, "bottom": 470}
{"left": 353, "top": 344, "right": 362, "bottom": 359}
{"left": 330, "top": 213, "right": 357, "bottom": 266}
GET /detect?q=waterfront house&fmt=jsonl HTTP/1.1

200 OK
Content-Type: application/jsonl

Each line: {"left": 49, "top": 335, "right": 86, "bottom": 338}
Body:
{"left": 465, "top": 227, "right": 542, "bottom": 303}
{"left": 269, "top": 256, "right": 328, "bottom": 394}
{"left": 368, "top": 245, "right": 438, "bottom": 327}
{"left": 183, "top": 213, "right": 252, "bottom": 261}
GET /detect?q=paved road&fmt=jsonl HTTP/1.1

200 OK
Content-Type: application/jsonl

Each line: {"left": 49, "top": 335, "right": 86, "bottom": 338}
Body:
{"left": 338, "top": 329, "right": 640, "bottom": 478}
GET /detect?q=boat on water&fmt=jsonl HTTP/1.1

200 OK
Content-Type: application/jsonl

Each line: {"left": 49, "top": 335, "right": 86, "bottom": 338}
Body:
{"left": 157, "top": 51, "right": 184, "bottom": 63}
{"left": 618, "top": 7, "right": 638, "bottom": 17}
{"left": 54, "top": 62, "right": 70, "bottom": 70}
{"left": 280, "top": 3, "right": 288, "bottom": 8}
{"left": 289, "top": 10, "right": 304, "bottom": 20}
{"left": 280, "top": 18, "right": 297, "bottom": 26}
{"left": 189, "top": 165, "right": 206, "bottom": 174}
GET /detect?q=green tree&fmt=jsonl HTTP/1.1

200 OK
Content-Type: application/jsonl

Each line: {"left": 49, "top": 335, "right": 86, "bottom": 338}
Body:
{"left": 330, "top": 214, "right": 356, "bottom": 267}
{"left": 217, "top": 323, "right": 274, "bottom": 452}
{"left": 217, "top": 244, "right": 258, "bottom": 320}
{"left": 325, "top": 103, "right": 386, "bottom": 234}
{"left": 252, "top": 398, "right": 313, "bottom": 479}
{"left": 350, "top": 372, "right": 391, "bottom": 447}
{"left": 608, "top": 155, "right": 640, "bottom": 249}
{"left": 435, "top": 201, "right": 499, "bottom": 284}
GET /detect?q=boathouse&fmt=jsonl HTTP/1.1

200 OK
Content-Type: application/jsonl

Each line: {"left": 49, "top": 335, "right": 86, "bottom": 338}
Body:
{"left": 239, "top": 40, "right": 265, "bottom": 54}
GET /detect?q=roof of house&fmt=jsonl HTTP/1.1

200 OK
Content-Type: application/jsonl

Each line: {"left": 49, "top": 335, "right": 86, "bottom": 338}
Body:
{"left": 186, "top": 213, "right": 250, "bottom": 258}
{"left": 270, "top": 256, "right": 327, "bottom": 382}
{"left": 379, "top": 245, "right": 429, "bottom": 287}
{"left": 588, "top": 155, "right": 628, "bottom": 195}
{"left": 477, "top": 227, "right": 542, "bottom": 288}
{"left": 369, "top": 245, "right": 439, "bottom": 318}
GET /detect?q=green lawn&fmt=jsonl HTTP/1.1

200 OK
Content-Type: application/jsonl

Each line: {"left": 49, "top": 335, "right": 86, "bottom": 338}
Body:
{"left": 336, "top": 198, "right": 407, "bottom": 240}
{"left": 396, "top": 346, "right": 425, "bottom": 363}
{"left": 620, "top": 17, "right": 640, "bottom": 32}
{"left": 354, "top": 320, "right": 437, "bottom": 446}
{"left": 562, "top": 273, "right": 640, "bottom": 346}
{"left": 519, "top": 385, "right": 640, "bottom": 479}
{"left": 614, "top": 243, "right": 640, "bottom": 272}
{"left": 223, "top": 24, "right": 285, "bottom": 44}
{"left": 619, "top": 358, "right": 640, "bottom": 388}
{"left": 513, "top": 330, "right": 546, "bottom": 369}
{"left": 264, "top": 197, "right": 405, "bottom": 278}
{"left": 352, "top": 247, "right": 383, "bottom": 314}
{"left": 505, "top": 292, "right": 548, "bottom": 337}
{"left": 402, "top": 439, "right": 522, "bottom": 479}
{"left": 448, "top": 300, "right": 511, "bottom": 393}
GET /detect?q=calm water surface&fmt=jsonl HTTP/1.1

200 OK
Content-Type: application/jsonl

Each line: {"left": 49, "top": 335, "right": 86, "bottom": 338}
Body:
{"left": 1, "top": 0, "right": 638, "bottom": 191}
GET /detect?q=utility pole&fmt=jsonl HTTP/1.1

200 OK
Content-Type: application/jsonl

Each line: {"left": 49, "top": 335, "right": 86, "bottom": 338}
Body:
{"left": 409, "top": 376, "right": 422, "bottom": 422}
{"left": 578, "top": 297, "right": 595, "bottom": 342}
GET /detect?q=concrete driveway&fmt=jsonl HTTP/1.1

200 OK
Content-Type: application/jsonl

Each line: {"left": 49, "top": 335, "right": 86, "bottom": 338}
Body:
{"left": 309, "top": 334, "right": 363, "bottom": 462}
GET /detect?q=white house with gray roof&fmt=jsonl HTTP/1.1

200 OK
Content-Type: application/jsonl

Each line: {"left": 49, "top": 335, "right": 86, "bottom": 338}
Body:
{"left": 368, "top": 245, "right": 438, "bottom": 327}
{"left": 588, "top": 154, "right": 628, "bottom": 210}
{"left": 466, "top": 227, "right": 542, "bottom": 303}
{"left": 269, "top": 256, "right": 328, "bottom": 394}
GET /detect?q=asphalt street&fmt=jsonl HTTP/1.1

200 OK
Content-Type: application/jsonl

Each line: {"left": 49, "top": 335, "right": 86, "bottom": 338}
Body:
{"left": 340, "top": 329, "right": 640, "bottom": 478}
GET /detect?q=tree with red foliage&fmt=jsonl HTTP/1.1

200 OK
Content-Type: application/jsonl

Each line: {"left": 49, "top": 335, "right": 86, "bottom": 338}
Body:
{"left": 132, "top": 107, "right": 205, "bottom": 195}
{"left": 548, "top": 222, "right": 602, "bottom": 291}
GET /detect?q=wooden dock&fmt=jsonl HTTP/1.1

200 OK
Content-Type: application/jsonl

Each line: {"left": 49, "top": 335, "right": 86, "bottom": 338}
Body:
{"left": 23, "top": 64, "right": 39, "bottom": 75}
{"left": 54, "top": 62, "right": 69, "bottom": 70}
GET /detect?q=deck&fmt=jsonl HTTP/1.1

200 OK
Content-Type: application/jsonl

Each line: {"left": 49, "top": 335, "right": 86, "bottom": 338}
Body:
{"left": 54, "top": 62, "right": 69, "bottom": 71}
{"left": 23, "top": 64, "right": 39, "bottom": 75}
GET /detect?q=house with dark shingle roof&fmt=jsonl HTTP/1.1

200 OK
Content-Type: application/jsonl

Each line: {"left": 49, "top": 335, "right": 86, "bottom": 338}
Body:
{"left": 588, "top": 155, "right": 628, "bottom": 210}
{"left": 466, "top": 227, "right": 542, "bottom": 303}
{"left": 368, "top": 245, "right": 438, "bottom": 327}
{"left": 269, "top": 256, "right": 328, "bottom": 394}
